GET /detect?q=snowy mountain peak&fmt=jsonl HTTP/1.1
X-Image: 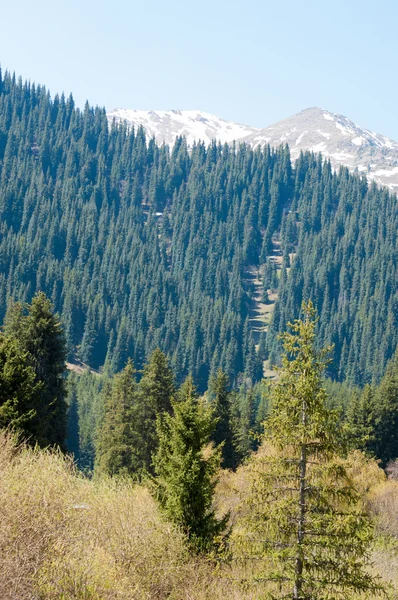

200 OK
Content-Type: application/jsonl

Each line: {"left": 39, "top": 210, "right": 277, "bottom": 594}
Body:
{"left": 106, "top": 106, "right": 398, "bottom": 191}
{"left": 242, "top": 107, "right": 398, "bottom": 190}
{"left": 106, "top": 108, "right": 260, "bottom": 147}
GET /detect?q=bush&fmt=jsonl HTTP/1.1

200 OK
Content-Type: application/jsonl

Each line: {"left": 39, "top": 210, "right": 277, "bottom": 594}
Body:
{"left": 0, "top": 431, "right": 254, "bottom": 599}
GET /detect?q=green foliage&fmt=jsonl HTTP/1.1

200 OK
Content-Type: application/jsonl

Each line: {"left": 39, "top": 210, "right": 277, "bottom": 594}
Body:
{"left": 208, "top": 369, "right": 238, "bottom": 469}
{"left": 235, "top": 302, "right": 384, "bottom": 599}
{"left": 372, "top": 351, "right": 398, "bottom": 464}
{"left": 66, "top": 369, "right": 109, "bottom": 471}
{"left": 0, "top": 333, "right": 42, "bottom": 439}
{"left": 268, "top": 157, "right": 398, "bottom": 386}
{"left": 95, "top": 360, "right": 145, "bottom": 477}
{"left": 153, "top": 375, "right": 228, "bottom": 553}
{"left": 1, "top": 68, "right": 398, "bottom": 451}
{"left": 230, "top": 381, "right": 267, "bottom": 463}
{"left": 346, "top": 350, "right": 398, "bottom": 464}
{"left": 139, "top": 348, "right": 175, "bottom": 473}
{"left": 70, "top": 349, "right": 175, "bottom": 475}
{"left": 1, "top": 72, "right": 397, "bottom": 390}
{"left": 345, "top": 385, "right": 378, "bottom": 456}
{"left": 3, "top": 292, "right": 67, "bottom": 449}
{"left": 323, "top": 377, "right": 355, "bottom": 416}
{"left": 235, "top": 386, "right": 257, "bottom": 460}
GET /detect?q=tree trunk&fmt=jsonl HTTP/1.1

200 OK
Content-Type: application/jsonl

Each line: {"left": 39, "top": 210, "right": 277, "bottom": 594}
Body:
{"left": 293, "top": 400, "right": 307, "bottom": 599}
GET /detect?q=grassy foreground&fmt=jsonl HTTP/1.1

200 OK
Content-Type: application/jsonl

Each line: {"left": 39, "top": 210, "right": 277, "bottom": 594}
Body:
{"left": 1, "top": 431, "right": 398, "bottom": 599}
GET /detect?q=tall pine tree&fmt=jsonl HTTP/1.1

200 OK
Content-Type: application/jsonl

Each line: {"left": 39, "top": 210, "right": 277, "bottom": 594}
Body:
{"left": 234, "top": 302, "right": 383, "bottom": 599}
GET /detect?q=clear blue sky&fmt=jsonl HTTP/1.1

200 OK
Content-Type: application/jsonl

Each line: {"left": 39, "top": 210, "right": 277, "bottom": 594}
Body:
{"left": 1, "top": 0, "right": 397, "bottom": 139}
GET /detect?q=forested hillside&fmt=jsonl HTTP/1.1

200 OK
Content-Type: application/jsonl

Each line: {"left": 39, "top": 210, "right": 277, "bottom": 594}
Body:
{"left": 268, "top": 160, "right": 398, "bottom": 383}
{"left": 0, "top": 69, "right": 397, "bottom": 388}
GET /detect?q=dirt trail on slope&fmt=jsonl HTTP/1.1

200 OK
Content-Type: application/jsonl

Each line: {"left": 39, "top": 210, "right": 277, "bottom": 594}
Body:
{"left": 244, "top": 239, "right": 284, "bottom": 380}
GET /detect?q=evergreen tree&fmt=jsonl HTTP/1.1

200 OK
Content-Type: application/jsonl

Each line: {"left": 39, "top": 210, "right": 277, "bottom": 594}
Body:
{"left": 345, "top": 351, "right": 398, "bottom": 465}
{"left": 152, "top": 375, "right": 228, "bottom": 553}
{"left": 3, "top": 292, "right": 67, "bottom": 449}
{"left": 208, "top": 369, "right": 237, "bottom": 469}
{"left": 0, "top": 333, "right": 42, "bottom": 441}
{"left": 95, "top": 360, "right": 144, "bottom": 477}
{"left": 234, "top": 302, "right": 383, "bottom": 599}
{"left": 138, "top": 348, "right": 175, "bottom": 473}
{"left": 372, "top": 351, "right": 398, "bottom": 464}
{"left": 236, "top": 385, "right": 257, "bottom": 460}
{"left": 66, "top": 369, "right": 109, "bottom": 471}
{"left": 1, "top": 69, "right": 398, "bottom": 397}
{"left": 345, "top": 385, "right": 378, "bottom": 456}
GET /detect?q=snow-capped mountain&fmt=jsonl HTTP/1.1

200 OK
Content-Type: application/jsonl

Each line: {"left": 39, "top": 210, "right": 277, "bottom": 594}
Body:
{"left": 106, "top": 109, "right": 260, "bottom": 147}
{"left": 242, "top": 108, "right": 398, "bottom": 191}
{"left": 106, "top": 107, "right": 398, "bottom": 191}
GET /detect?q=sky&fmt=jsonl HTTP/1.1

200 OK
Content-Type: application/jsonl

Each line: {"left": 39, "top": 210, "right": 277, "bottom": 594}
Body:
{"left": 1, "top": 0, "right": 397, "bottom": 139}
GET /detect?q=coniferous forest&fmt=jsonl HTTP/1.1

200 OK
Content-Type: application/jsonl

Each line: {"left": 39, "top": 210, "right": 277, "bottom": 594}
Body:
{"left": 1, "top": 69, "right": 398, "bottom": 392}
{"left": 3, "top": 69, "right": 398, "bottom": 598}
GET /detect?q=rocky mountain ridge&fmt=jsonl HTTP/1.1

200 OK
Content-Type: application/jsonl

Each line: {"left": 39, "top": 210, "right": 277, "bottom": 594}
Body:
{"left": 107, "top": 107, "right": 398, "bottom": 191}
{"left": 106, "top": 108, "right": 260, "bottom": 147}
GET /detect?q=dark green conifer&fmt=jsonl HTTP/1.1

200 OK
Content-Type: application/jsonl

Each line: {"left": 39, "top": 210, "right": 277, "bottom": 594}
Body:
{"left": 0, "top": 333, "right": 42, "bottom": 440}
{"left": 153, "top": 375, "right": 228, "bottom": 553}
{"left": 235, "top": 302, "right": 384, "bottom": 599}
{"left": 3, "top": 293, "right": 67, "bottom": 449}
{"left": 95, "top": 360, "right": 144, "bottom": 477}
{"left": 139, "top": 348, "right": 175, "bottom": 473}
{"left": 208, "top": 369, "right": 237, "bottom": 469}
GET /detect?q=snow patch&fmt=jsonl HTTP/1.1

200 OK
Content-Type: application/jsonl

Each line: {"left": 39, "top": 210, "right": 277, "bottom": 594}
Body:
{"left": 329, "top": 151, "right": 355, "bottom": 160}
{"left": 107, "top": 109, "right": 260, "bottom": 147}
{"left": 351, "top": 136, "right": 364, "bottom": 146}
{"left": 310, "top": 142, "right": 327, "bottom": 153}
{"left": 323, "top": 113, "right": 334, "bottom": 121}
{"left": 295, "top": 132, "right": 306, "bottom": 145}
{"left": 317, "top": 129, "right": 331, "bottom": 140}
{"left": 373, "top": 166, "right": 398, "bottom": 178}
{"left": 335, "top": 122, "right": 351, "bottom": 135}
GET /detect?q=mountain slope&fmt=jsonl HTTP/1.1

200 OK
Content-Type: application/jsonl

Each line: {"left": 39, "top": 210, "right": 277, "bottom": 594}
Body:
{"left": 108, "top": 107, "right": 398, "bottom": 190}
{"left": 1, "top": 70, "right": 398, "bottom": 389}
{"left": 106, "top": 109, "right": 260, "bottom": 147}
{"left": 243, "top": 107, "right": 398, "bottom": 190}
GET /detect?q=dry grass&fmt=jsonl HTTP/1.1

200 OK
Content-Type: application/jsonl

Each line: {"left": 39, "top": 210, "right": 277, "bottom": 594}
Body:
{"left": 2, "top": 431, "right": 398, "bottom": 599}
{"left": 0, "top": 431, "right": 258, "bottom": 600}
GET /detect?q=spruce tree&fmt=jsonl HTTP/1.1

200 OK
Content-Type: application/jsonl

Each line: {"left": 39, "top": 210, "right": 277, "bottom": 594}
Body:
{"left": 372, "top": 351, "right": 398, "bottom": 464}
{"left": 236, "top": 386, "right": 257, "bottom": 460}
{"left": 152, "top": 375, "right": 228, "bottom": 553}
{"left": 3, "top": 293, "right": 67, "bottom": 449}
{"left": 345, "top": 351, "right": 398, "bottom": 465}
{"left": 208, "top": 368, "right": 237, "bottom": 469}
{"left": 95, "top": 360, "right": 144, "bottom": 477}
{"left": 139, "top": 349, "right": 175, "bottom": 472}
{"left": 0, "top": 333, "right": 42, "bottom": 440}
{"left": 345, "top": 385, "right": 378, "bottom": 456}
{"left": 234, "top": 302, "right": 383, "bottom": 599}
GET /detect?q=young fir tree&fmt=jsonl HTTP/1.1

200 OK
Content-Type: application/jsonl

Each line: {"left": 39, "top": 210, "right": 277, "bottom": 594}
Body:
{"left": 208, "top": 368, "right": 237, "bottom": 469}
{"left": 95, "top": 360, "right": 144, "bottom": 477}
{"left": 138, "top": 348, "right": 175, "bottom": 473}
{"left": 152, "top": 375, "right": 228, "bottom": 553}
{"left": 234, "top": 302, "right": 384, "bottom": 599}
{"left": 3, "top": 293, "right": 67, "bottom": 449}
